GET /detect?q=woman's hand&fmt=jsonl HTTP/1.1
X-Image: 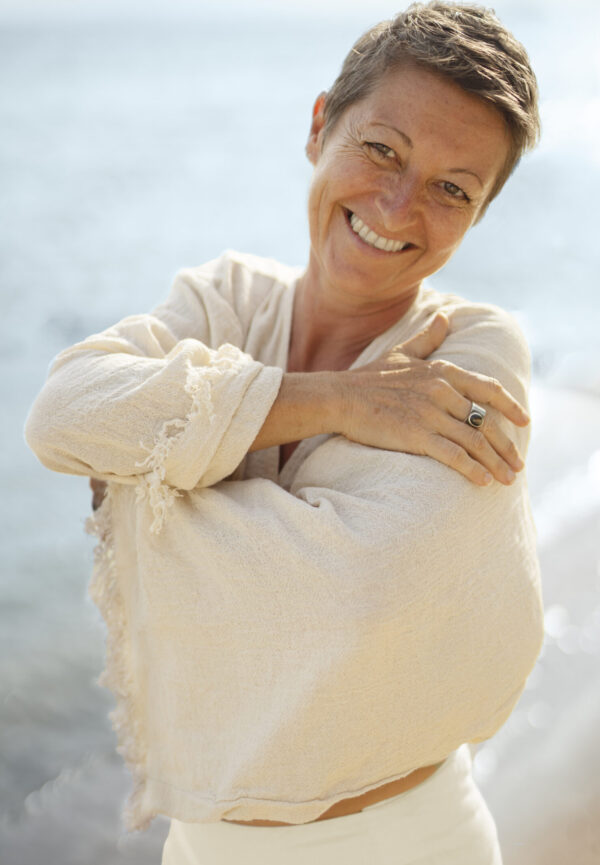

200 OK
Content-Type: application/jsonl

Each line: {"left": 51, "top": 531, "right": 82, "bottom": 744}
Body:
{"left": 90, "top": 477, "right": 107, "bottom": 510}
{"left": 337, "top": 313, "right": 529, "bottom": 486}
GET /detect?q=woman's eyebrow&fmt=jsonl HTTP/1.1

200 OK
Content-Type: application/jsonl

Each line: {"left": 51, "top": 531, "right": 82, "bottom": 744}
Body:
{"left": 447, "top": 168, "right": 483, "bottom": 187}
{"left": 371, "top": 123, "right": 414, "bottom": 149}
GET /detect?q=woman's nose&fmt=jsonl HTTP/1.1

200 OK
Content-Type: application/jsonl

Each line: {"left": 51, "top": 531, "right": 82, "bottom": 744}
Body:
{"left": 375, "top": 174, "right": 421, "bottom": 230}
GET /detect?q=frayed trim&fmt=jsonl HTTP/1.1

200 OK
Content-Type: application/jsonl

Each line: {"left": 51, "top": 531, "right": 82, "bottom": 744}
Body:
{"left": 86, "top": 493, "right": 153, "bottom": 832}
{"left": 134, "top": 346, "right": 246, "bottom": 535}
{"left": 134, "top": 375, "right": 211, "bottom": 535}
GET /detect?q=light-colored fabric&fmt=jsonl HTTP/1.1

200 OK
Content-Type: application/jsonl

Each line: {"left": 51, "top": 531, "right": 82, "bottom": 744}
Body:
{"left": 25, "top": 249, "right": 543, "bottom": 832}
{"left": 161, "top": 745, "right": 503, "bottom": 865}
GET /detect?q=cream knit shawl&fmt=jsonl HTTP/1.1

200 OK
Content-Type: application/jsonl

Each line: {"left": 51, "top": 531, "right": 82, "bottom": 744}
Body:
{"left": 25, "top": 250, "right": 544, "bottom": 829}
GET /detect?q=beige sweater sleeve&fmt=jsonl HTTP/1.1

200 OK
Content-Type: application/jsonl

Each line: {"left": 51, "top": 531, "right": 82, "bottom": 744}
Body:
{"left": 24, "top": 267, "right": 284, "bottom": 526}
{"left": 106, "top": 447, "right": 543, "bottom": 828}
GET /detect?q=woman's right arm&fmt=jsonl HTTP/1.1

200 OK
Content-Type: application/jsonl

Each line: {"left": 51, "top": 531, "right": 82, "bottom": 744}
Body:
{"left": 24, "top": 266, "right": 285, "bottom": 491}
{"left": 24, "top": 318, "right": 284, "bottom": 490}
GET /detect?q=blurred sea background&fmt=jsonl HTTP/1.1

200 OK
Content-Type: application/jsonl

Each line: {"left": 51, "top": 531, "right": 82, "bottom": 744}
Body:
{"left": 1, "top": 0, "right": 599, "bottom": 862}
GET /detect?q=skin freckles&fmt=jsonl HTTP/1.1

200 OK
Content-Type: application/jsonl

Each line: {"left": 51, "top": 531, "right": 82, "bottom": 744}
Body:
{"left": 299, "top": 62, "right": 511, "bottom": 331}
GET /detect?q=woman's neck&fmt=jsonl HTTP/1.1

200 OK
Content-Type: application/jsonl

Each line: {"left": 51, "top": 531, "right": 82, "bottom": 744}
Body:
{"left": 289, "top": 266, "right": 420, "bottom": 373}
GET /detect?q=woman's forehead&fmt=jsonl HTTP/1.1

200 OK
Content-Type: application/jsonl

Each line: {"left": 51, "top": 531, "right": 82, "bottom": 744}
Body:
{"left": 330, "top": 64, "right": 510, "bottom": 194}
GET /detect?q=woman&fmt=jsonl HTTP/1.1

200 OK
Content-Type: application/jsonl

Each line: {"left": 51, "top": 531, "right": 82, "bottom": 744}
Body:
{"left": 25, "top": 3, "right": 544, "bottom": 863}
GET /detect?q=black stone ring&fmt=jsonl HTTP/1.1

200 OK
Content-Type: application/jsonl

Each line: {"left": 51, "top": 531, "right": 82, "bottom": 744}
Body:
{"left": 465, "top": 402, "right": 487, "bottom": 429}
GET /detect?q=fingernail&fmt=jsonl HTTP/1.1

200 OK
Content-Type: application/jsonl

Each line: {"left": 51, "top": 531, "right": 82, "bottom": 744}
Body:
{"left": 513, "top": 457, "right": 525, "bottom": 471}
{"left": 505, "top": 469, "right": 516, "bottom": 483}
{"left": 483, "top": 472, "right": 493, "bottom": 485}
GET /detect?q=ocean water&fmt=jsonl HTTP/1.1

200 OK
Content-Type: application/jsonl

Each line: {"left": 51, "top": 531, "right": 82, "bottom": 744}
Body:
{"left": 2, "top": 1, "right": 599, "bottom": 863}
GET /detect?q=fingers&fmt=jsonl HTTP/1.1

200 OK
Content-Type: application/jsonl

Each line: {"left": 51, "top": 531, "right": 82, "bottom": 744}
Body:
{"left": 421, "top": 378, "right": 524, "bottom": 484}
{"left": 90, "top": 477, "right": 107, "bottom": 511}
{"left": 426, "top": 435, "right": 494, "bottom": 486}
{"left": 469, "top": 412, "right": 524, "bottom": 472}
{"left": 436, "top": 413, "right": 521, "bottom": 485}
{"left": 401, "top": 313, "right": 449, "bottom": 360}
{"left": 444, "top": 365, "right": 530, "bottom": 427}
{"left": 345, "top": 336, "right": 530, "bottom": 487}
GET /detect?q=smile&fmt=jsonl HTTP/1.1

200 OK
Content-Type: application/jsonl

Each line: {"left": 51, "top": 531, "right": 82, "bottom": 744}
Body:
{"left": 348, "top": 211, "right": 411, "bottom": 253}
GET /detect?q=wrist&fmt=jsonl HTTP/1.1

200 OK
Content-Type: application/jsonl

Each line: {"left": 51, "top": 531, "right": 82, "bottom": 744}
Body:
{"left": 249, "top": 370, "right": 344, "bottom": 452}
{"left": 283, "top": 370, "right": 344, "bottom": 438}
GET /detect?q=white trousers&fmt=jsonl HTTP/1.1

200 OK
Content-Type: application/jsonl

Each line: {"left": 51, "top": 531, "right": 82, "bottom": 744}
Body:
{"left": 162, "top": 745, "right": 503, "bottom": 865}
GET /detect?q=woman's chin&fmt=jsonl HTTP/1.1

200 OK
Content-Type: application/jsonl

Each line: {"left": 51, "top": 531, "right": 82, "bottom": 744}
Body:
{"left": 314, "top": 244, "right": 420, "bottom": 308}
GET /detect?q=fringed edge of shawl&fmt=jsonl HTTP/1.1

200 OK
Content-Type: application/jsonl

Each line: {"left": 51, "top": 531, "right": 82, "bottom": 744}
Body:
{"left": 86, "top": 492, "right": 153, "bottom": 832}
{"left": 133, "top": 345, "right": 247, "bottom": 535}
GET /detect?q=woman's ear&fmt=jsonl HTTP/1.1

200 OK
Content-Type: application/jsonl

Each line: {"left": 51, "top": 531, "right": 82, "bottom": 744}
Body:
{"left": 306, "top": 92, "right": 327, "bottom": 165}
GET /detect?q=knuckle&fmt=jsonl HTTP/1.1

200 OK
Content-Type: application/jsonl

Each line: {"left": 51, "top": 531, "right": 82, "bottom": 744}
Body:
{"left": 446, "top": 441, "right": 468, "bottom": 468}
{"left": 426, "top": 377, "right": 447, "bottom": 399}
{"left": 430, "top": 358, "right": 450, "bottom": 376}
{"left": 467, "top": 429, "right": 487, "bottom": 452}
{"left": 503, "top": 438, "right": 519, "bottom": 458}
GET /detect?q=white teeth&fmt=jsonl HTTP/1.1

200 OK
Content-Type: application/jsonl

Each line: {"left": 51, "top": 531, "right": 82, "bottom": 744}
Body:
{"left": 349, "top": 212, "right": 408, "bottom": 252}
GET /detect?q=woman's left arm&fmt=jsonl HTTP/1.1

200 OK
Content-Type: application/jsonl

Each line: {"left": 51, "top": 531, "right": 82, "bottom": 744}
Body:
{"left": 92, "top": 306, "right": 543, "bottom": 816}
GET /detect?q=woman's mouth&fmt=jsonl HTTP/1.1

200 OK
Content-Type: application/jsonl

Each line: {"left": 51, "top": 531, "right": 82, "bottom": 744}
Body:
{"left": 346, "top": 210, "right": 414, "bottom": 253}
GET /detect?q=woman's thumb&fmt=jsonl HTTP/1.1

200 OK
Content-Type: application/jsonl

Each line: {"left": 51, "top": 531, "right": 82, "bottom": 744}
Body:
{"left": 401, "top": 313, "right": 449, "bottom": 359}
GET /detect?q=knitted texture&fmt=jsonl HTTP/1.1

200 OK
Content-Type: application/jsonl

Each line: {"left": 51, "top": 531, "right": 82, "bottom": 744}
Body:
{"left": 25, "top": 250, "right": 543, "bottom": 829}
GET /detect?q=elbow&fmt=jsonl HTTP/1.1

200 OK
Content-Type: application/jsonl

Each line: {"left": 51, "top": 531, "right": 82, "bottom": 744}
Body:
{"left": 24, "top": 390, "right": 89, "bottom": 476}
{"left": 24, "top": 394, "right": 53, "bottom": 463}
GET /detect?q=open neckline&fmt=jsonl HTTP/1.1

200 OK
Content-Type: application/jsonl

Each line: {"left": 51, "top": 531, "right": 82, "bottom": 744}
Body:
{"left": 276, "top": 277, "right": 429, "bottom": 488}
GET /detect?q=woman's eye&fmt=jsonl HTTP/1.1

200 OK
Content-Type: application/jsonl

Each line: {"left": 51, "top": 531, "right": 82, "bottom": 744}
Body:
{"left": 366, "top": 141, "right": 396, "bottom": 161}
{"left": 441, "top": 181, "right": 469, "bottom": 202}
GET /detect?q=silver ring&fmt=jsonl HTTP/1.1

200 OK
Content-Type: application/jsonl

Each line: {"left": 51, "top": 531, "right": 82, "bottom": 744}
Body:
{"left": 465, "top": 402, "right": 486, "bottom": 429}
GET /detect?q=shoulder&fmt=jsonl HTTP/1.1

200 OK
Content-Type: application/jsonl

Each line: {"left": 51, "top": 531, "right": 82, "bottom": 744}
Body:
{"left": 171, "top": 249, "right": 301, "bottom": 328}
{"left": 147, "top": 250, "right": 300, "bottom": 347}
{"left": 419, "top": 284, "right": 531, "bottom": 387}
{"left": 411, "top": 285, "right": 533, "bottom": 454}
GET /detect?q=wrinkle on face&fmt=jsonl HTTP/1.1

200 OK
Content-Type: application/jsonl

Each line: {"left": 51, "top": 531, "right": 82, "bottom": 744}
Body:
{"left": 303, "top": 62, "right": 510, "bottom": 318}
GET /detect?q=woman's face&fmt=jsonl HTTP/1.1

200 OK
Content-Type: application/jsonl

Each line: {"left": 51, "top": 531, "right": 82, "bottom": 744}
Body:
{"left": 305, "top": 62, "right": 510, "bottom": 311}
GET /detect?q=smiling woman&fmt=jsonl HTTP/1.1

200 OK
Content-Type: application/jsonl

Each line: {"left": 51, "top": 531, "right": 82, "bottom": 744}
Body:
{"left": 24, "top": 3, "right": 543, "bottom": 864}
{"left": 301, "top": 63, "right": 511, "bottom": 322}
